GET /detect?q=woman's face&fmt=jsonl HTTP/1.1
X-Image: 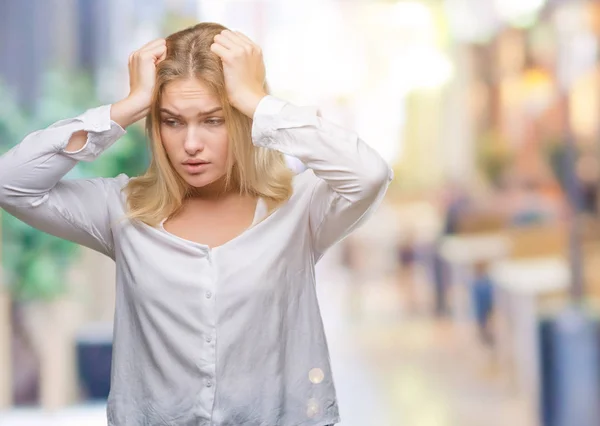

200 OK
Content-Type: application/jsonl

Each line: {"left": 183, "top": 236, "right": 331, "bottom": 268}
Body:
{"left": 159, "top": 78, "right": 229, "bottom": 189}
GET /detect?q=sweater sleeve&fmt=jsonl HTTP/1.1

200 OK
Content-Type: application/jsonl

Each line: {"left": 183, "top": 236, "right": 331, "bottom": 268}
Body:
{"left": 251, "top": 95, "right": 393, "bottom": 258}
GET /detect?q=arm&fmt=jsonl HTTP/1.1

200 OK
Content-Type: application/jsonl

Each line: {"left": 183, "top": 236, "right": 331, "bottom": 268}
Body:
{"left": 252, "top": 95, "right": 393, "bottom": 258}
{"left": 0, "top": 104, "right": 129, "bottom": 257}
{"left": 0, "top": 38, "right": 166, "bottom": 258}
{"left": 210, "top": 30, "right": 392, "bottom": 258}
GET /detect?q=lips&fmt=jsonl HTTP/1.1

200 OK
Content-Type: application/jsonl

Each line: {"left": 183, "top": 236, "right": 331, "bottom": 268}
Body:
{"left": 183, "top": 160, "right": 209, "bottom": 165}
{"left": 182, "top": 161, "right": 210, "bottom": 174}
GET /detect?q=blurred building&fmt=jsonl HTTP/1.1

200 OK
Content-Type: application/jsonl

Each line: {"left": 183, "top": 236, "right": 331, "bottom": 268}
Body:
{"left": 0, "top": 0, "right": 172, "bottom": 108}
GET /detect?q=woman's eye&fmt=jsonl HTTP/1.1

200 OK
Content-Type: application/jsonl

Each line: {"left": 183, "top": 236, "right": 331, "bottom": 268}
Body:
{"left": 206, "top": 119, "right": 224, "bottom": 126}
{"left": 162, "top": 119, "right": 182, "bottom": 127}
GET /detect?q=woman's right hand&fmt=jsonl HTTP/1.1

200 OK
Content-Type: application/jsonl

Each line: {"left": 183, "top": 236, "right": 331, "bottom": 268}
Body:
{"left": 111, "top": 39, "right": 167, "bottom": 129}
{"left": 127, "top": 38, "right": 167, "bottom": 107}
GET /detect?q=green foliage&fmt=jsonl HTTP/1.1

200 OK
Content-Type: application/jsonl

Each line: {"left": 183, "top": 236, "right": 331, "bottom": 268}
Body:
{"left": 0, "top": 69, "right": 149, "bottom": 301}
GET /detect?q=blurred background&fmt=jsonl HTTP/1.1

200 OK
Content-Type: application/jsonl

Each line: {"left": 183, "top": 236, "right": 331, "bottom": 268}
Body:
{"left": 2, "top": 0, "right": 600, "bottom": 425}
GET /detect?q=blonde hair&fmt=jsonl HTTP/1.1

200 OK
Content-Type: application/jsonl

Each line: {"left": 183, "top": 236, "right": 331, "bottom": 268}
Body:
{"left": 123, "top": 22, "right": 293, "bottom": 227}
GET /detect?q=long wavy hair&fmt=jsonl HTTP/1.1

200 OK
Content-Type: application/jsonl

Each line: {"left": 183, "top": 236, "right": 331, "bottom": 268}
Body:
{"left": 123, "top": 22, "right": 294, "bottom": 227}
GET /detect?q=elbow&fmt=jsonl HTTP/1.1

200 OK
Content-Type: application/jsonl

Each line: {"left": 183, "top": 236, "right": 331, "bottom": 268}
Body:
{"left": 0, "top": 164, "right": 19, "bottom": 209}
{"left": 0, "top": 184, "right": 48, "bottom": 209}
{"left": 361, "top": 157, "right": 393, "bottom": 200}
{"left": 0, "top": 182, "right": 18, "bottom": 209}
{"left": 0, "top": 153, "right": 20, "bottom": 209}
{"left": 0, "top": 175, "right": 42, "bottom": 210}
{"left": 0, "top": 173, "right": 11, "bottom": 208}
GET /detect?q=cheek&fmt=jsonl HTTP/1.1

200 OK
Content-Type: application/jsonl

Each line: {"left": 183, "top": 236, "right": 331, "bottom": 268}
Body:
{"left": 217, "top": 137, "right": 230, "bottom": 159}
{"left": 210, "top": 130, "right": 229, "bottom": 162}
{"left": 159, "top": 131, "right": 188, "bottom": 168}
{"left": 160, "top": 132, "right": 179, "bottom": 158}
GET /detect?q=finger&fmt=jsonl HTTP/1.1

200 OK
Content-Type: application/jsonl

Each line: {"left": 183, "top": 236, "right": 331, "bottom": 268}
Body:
{"left": 156, "top": 47, "right": 167, "bottom": 63}
{"left": 137, "top": 43, "right": 167, "bottom": 61}
{"left": 233, "top": 31, "right": 258, "bottom": 48}
{"left": 154, "top": 50, "right": 167, "bottom": 66}
{"left": 231, "top": 35, "right": 254, "bottom": 53}
{"left": 210, "top": 42, "right": 230, "bottom": 60}
{"left": 217, "top": 30, "right": 250, "bottom": 51}
{"left": 223, "top": 30, "right": 251, "bottom": 48}
{"left": 139, "top": 38, "right": 166, "bottom": 52}
{"left": 213, "top": 32, "right": 238, "bottom": 50}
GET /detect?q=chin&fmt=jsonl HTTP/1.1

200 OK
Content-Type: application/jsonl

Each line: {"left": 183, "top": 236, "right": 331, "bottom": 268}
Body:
{"left": 181, "top": 172, "right": 226, "bottom": 190}
{"left": 184, "top": 175, "right": 214, "bottom": 188}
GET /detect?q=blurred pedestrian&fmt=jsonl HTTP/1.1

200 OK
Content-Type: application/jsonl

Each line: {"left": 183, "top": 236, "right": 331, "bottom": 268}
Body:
{"left": 471, "top": 261, "right": 495, "bottom": 345}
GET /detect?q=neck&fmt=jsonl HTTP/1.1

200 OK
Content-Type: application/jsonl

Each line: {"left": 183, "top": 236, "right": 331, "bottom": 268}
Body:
{"left": 185, "top": 177, "right": 240, "bottom": 201}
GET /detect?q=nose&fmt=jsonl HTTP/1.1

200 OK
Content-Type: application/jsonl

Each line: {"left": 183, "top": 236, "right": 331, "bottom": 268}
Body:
{"left": 183, "top": 126, "right": 205, "bottom": 155}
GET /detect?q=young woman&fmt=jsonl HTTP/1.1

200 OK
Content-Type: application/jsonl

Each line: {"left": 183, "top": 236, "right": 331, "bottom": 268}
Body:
{"left": 0, "top": 22, "right": 392, "bottom": 425}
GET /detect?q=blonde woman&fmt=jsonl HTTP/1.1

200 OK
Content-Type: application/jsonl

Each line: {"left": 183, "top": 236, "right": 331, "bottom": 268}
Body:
{"left": 0, "top": 22, "right": 392, "bottom": 425}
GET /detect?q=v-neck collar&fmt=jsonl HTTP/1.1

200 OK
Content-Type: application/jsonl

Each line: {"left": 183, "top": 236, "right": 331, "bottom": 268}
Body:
{"left": 156, "top": 197, "right": 266, "bottom": 251}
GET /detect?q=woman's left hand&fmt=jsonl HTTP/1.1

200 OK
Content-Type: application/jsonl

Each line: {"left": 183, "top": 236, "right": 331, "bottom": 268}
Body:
{"left": 211, "top": 29, "right": 267, "bottom": 118}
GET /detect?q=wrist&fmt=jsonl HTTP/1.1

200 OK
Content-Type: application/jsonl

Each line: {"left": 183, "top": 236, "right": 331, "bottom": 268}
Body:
{"left": 111, "top": 95, "right": 151, "bottom": 128}
{"left": 234, "top": 91, "right": 267, "bottom": 118}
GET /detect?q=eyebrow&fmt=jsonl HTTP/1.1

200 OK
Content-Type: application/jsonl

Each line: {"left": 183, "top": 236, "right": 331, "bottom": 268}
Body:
{"left": 159, "top": 107, "right": 223, "bottom": 117}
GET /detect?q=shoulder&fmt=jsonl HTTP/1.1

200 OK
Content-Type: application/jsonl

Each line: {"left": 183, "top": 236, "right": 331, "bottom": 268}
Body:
{"left": 290, "top": 169, "right": 320, "bottom": 200}
{"left": 284, "top": 169, "right": 333, "bottom": 214}
{"left": 98, "top": 173, "right": 131, "bottom": 208}
{"left": 101, "top": 173, "right": 131, "bottom": 193}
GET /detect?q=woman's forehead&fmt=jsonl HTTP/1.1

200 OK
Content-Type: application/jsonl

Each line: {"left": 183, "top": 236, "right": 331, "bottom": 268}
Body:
{"left": 161, "top": 78, "right": 221, "bottom": 115}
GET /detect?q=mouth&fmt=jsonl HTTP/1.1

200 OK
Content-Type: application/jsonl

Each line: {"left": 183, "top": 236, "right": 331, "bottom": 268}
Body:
{"left": 183, "top": 159, "right": 209, "bottom": 165}
{"left": 182, "top": 160, "right": 210, "bottom": 174}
